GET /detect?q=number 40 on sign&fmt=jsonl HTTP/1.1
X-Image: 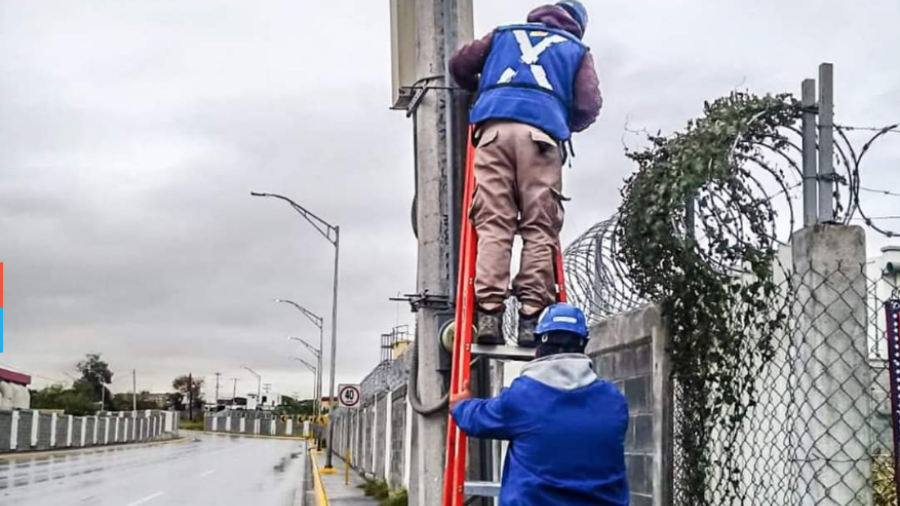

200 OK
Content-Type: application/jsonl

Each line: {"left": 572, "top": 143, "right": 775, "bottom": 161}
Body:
{"left": 338, "top": 384, "right": 361, "bottom": 409}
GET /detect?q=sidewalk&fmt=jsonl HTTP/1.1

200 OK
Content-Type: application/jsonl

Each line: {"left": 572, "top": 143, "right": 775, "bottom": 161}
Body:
{"left": 311, "top": 450, "right": 379, "bottom": 506}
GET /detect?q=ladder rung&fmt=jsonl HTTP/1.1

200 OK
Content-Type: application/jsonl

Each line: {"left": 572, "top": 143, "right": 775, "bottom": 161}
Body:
{"left": 470, "top": 343, "right": 535, "bottom": 361}
{"left": 464, "top": 481, "right": 501, "bottom": 497}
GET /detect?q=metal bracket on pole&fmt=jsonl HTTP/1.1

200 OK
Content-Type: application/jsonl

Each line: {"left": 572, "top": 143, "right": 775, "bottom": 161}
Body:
{"left": 390, "top": 291, "right": 451, "bottom": 312}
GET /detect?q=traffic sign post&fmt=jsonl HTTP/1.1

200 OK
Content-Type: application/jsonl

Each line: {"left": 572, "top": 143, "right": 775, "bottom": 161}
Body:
{"left": 338, "top": 384, "right": 361, "bottom": 409}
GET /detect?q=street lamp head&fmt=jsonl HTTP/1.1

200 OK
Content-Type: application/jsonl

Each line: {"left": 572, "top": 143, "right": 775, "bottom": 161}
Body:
{"left": 250, "top": 191, "right": 268, "bottom": 197}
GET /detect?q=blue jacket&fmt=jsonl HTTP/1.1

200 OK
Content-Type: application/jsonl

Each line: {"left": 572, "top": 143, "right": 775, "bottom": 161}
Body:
{"left": 452, "top": 354, "right": 629, "bottom": 506}
{"left": 470, "top": 23, "right": 587, "bottom": 141}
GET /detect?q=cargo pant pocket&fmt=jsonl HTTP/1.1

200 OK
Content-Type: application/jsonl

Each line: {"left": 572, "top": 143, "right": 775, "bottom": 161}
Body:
{"left": 549, "top": 187, "right": 568, "bottom": 232}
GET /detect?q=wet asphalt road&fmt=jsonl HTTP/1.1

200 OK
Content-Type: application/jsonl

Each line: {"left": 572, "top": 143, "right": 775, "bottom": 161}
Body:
{"left": 0, "top": 432, "right": 308, "bottom": 506}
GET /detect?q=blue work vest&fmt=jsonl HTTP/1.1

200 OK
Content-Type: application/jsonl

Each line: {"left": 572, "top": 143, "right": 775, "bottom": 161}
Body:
{"left": 470, "top": 24, "right": 586, "bottom": 141}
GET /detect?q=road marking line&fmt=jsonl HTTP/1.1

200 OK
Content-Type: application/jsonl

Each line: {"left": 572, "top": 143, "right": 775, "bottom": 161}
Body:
{"left": 200, "top": 469, "right": 217, "bottom": 477}
{"left": 126, "top": 491, "right": 165, "bottom": 506}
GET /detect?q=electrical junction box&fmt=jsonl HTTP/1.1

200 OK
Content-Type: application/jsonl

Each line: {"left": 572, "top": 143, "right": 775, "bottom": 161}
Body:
{"left": 390, "top": 0, "right": 416, "bottom": 110}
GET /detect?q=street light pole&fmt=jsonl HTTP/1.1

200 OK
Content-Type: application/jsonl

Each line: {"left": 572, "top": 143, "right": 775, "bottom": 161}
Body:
{"left": 290, "top": 357, "right": 318, "bottom": 418}
{"left": 287, "top": 335, "right": 322, "bottom": 416}
{"left": 241, "top": 366, "right": 262, "bottom": 410}
{"left": 252, "top": 191, "right": 341, "bottom": 469}
{"left": 277, "top": 299, "right": 325, "bottom": 425}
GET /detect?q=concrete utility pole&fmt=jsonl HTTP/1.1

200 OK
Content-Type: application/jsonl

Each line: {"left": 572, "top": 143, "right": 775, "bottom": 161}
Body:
{"left": 214, "top": 372, "right": 221, "bottom": 404}
{"left": 132, "top": 369, "right": 137, "bottom": 413}
{"left": 242, "top": 366, "right": 262, "bottom": 410}
{"left": 407, "top": 2, "right": 473, "bottom": 505}
{"left": 230, "top": 378, "right": 240, "bottom": 406}
{"left": 188, "top": 372, "right": 193, "bottom": 422}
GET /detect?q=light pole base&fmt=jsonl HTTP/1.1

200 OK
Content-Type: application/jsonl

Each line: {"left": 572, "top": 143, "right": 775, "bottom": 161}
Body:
{"left": 320, "top": 467, "right": 338, "bottom": 475}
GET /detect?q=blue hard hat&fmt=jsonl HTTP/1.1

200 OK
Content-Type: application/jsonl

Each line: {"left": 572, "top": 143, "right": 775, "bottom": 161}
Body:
{"left": 534, "top": 303, "right": 589, "bottom": 339}
{"left": 556, "top": 0, "right": 589, "bottom": 35}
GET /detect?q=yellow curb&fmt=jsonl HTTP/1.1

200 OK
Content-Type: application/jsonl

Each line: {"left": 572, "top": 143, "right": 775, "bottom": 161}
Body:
{"left": 310, "top": 450, "right": 330, "bottom": 506}
{"left": 0, "top": 436, "right": 187, "bottom": 461}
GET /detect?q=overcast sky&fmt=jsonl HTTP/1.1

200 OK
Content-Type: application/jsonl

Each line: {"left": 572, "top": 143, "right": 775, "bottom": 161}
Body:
{"left": 1, "top": 1, "right": 898, "bottom": 398}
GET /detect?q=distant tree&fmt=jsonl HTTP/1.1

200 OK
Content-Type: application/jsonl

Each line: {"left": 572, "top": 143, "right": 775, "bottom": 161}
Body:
{"left": 166, "top": 391, "right": 184, "bottom": 410}
{"left": 172, "top": 375, "right": 204, "bottom": 419}
{"left": 111, "top": 391, "right": 160, "bottom": 411}
{"left": 277, "top": 395, "right": 315, "bottom": 416}
{"left": 30, "top": 383, "right": 98, "bottom": 416}
{"left": 76, "top": 353, "right": 114, "bottom": 408}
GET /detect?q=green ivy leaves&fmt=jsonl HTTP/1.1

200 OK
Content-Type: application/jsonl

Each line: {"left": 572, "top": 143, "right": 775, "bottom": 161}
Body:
{"left": 617, "top": 92, "right": 801, "bottom": 505}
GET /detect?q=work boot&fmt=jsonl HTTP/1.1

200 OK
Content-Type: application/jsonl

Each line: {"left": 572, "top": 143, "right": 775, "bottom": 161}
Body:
{"left": 476, "top": 307, "right": 505, "bottom": 345}
{"left": 517, "top": 312, "right": 540, "bottom": 348}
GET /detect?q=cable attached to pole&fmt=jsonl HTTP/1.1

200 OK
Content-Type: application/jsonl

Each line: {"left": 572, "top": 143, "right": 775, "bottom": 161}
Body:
{"left": 408, "top": 334, "right": 449, "bottom": 416}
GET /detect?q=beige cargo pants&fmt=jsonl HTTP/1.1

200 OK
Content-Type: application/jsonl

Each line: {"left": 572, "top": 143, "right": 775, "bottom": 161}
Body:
{"left": 470, "top": 120, "right": 564, "bottom": 316}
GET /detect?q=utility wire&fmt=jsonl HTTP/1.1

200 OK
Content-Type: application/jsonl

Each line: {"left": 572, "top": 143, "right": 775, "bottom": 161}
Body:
{"left": 858, "top": 186, "right": 900, "bottom": 199}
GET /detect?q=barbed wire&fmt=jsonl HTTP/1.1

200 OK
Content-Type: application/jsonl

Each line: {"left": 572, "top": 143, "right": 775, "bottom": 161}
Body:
{"left": 836, "top": 124, "right": 900, "bottom": 134}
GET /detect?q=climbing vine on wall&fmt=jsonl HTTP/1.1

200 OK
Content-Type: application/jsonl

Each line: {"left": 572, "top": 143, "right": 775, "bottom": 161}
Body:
{"left": 616, "top": 92, "right": 801, "bottom": 504}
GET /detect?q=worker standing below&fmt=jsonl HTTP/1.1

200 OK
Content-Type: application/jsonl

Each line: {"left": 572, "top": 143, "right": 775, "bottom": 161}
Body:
{"left": 449, "top": 1, "right": 602, "bottom": 346}
{"left": 450, "top": 303, "right": 629, "bottom": 506}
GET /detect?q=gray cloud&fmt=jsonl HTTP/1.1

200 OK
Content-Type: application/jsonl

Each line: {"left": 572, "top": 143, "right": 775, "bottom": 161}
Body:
{"left": 1, "top": 0, "right": 898, "bottom": 397}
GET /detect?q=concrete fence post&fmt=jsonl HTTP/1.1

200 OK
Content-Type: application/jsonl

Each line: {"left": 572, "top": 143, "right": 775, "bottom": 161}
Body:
{"left": 239, "top": 417, "right": 246, "bottom": 433}
{"left": 226, "top": 415, "right": 232, "bottom": 432}
{"left": 384, "top": 390, "right": 393, "bottom": 481}
{"left": 270, "top": 419, "right": 276, "bottom": 436}
{"left": 93, "top": 415, "right": 99, "bottom": 444}
{"left": 114, "top": 417, "right": 120, "bottom": 443}
{"left": 404, "top": 392, "right": 413, "bottom": 488}
{"left": 66, "top": 415, "right": 73, "bottom": 447}
{"left": 371, "top": 400, "right": 378, "bottom": 472}
{"left": 10, "top": 410, "right": 19, "bottom": 450}
{"left": 286, "top": 418, "right": 292, "bottom": 436}
{"left": 30, "top": 410, "right": 39, "bottom": 448}
{"left": 50, "top": 413, "right": 58, "bottom": 447}
{"left": 792, "top": 224, "right": 871, "bottom": 506}
{"left": 79, "top": 417, "right": 86, "bottom": 446}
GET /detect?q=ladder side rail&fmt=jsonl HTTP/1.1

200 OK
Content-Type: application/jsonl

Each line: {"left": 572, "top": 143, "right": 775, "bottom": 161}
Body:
{"left": 443, "top": 127, "right": 478, "bottom": 506}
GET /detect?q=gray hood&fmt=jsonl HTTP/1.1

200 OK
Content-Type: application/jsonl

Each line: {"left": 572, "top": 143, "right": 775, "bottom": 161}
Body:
{"left": 521, "top": 354, "right": 597, "bottom": 391}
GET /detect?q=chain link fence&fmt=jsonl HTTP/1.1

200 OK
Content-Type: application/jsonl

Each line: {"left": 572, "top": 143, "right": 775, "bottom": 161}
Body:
{"left": 667, "top": 254, "right": 900, "bottom": 506}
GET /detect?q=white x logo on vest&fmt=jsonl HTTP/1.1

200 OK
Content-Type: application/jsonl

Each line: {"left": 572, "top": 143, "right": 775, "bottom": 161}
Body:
{"left": 497, "top": 30, "right": 569, "bottom": 91}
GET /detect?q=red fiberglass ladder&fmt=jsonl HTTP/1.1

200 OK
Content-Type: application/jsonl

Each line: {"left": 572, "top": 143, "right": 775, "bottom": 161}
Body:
{"left": 442, "top": 127, "right": 568, "bottom": 506}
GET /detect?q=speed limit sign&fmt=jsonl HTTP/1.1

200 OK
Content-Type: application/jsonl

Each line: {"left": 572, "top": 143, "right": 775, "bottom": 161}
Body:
{"left": 338, "top": 384, "right": 361, "bottom": 409}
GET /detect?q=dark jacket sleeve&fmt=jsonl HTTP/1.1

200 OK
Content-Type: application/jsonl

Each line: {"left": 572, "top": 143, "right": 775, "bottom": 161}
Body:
{"left": 449, "top": 31, "right": 494, "bottom": 91}
{"left": 570, "top": 50, "right": 603, "bottom": 132}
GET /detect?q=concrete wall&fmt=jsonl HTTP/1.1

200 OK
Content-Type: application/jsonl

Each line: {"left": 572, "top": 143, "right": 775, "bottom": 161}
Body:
{"left": 331, "top": 353, "right": 414, "bottom": 490}
{"left": 0, "top": 382, "right": 30, "bottom": 410}
{"left": 588, "top": 303, "right": 672, "bottom": 506}
{"left": 204, "top": 410, "right": 313, "bottom": 438}
{"left": 0, "top": 409, "right": 178, "bottom": 453}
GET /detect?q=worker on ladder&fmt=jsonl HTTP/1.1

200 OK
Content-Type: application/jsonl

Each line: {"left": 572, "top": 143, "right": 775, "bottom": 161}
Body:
{"left": 450, "top": 303, "right": 629, "bottom": 505}
{"left": 449, "top": 1, "right": 602, "bottom": 346}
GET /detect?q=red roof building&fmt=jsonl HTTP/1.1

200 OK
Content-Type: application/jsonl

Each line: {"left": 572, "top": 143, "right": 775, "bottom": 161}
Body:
{"left": 0, "top": 367, "right": 31, "bottom": 386}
